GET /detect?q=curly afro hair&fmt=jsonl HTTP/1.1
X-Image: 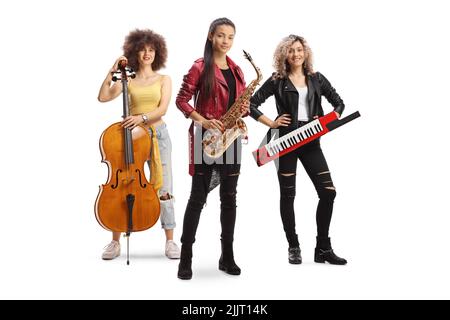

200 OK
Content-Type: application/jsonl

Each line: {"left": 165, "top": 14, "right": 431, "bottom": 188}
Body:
{"left": 123, "top": 29, "right": 167, "bottom": 71}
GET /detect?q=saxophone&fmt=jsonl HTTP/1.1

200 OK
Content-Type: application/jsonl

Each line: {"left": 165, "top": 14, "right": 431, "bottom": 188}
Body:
{"left": 202, "top": 50, "right": 263, "bottom": 158}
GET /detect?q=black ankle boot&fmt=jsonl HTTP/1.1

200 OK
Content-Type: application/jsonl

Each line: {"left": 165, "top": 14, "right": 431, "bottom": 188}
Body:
{"left": 314, "top": 237, "right": 347, "bottom": 265}
{"left": 314, "top": 248, "right": 347, "bottom": 265}
{"left": 219, "top": 241, "right": 241, "bottom": 275}
{"left": 177, "top": 245, "right": 193, "bottom": 280}
{"left": 288, "top": 247, "right": 302, "bottom": 264}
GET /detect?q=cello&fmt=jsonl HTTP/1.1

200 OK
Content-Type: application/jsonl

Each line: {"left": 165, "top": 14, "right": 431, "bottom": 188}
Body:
{"left": 95, "top": 60, "right": 160, "bottom": 265}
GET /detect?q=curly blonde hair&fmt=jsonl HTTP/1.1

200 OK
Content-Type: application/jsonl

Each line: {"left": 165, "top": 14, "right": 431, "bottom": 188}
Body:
{"left": 273, "top": 35, "right": 314, "bottom": 79}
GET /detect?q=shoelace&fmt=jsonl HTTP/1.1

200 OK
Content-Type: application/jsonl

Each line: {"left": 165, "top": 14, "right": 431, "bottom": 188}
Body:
{"left": 166, "top": 241, "right": 179, "bottom": 253}
{"left": 104, "top": 242, "right": 118, "bottom": 251}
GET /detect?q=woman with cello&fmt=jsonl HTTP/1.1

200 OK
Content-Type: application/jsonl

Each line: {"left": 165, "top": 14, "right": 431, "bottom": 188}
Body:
{"left": 97, "top": 29, "right": 180, "bottom": 260}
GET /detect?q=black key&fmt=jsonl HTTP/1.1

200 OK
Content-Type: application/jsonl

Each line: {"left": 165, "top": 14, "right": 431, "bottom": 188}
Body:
{"left": 286, "top": 139, "right": 291, "bottom": 147}
{"left": 305, "top": 129, "right": 310, "bottom": 137}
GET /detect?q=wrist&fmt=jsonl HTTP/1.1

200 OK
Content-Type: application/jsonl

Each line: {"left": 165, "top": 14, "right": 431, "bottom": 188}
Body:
{"left": 141, "top": 114, "right": 148, "bottom": 124}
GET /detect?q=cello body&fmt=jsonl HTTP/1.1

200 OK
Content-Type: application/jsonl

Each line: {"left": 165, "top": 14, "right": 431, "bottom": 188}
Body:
{"left": 95, "top": 123, "right": 160, "bottom": 232}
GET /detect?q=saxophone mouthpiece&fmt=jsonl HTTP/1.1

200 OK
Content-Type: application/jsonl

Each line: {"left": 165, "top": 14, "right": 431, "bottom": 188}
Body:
{"left": 243, "top": 50, "right": 252, "bottom": 61}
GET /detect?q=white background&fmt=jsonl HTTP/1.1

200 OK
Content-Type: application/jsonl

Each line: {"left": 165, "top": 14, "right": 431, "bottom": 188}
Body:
{"left": 1, "top": 0, "right": 449, "bottom": 299}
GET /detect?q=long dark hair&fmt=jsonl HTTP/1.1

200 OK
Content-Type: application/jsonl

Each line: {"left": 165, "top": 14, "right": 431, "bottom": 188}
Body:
{"left": 199, "top": 17, "right": 235, "bottom": 99}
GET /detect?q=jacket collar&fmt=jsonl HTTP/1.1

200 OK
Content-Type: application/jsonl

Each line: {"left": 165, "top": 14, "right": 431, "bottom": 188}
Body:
{"left": 283, "top": 74, "right": 316, "bottom": 100}
{"left": 215, "top": 55, "right": 242, "bottom": 88}
{"left": 283, "top": 77, "right": 297, "bottom": 92}
{"left": 215, "top": 65, "right": 228, "bottom": 88}
{"left": 226, "top": 56, "right": 244, "bottom": 83}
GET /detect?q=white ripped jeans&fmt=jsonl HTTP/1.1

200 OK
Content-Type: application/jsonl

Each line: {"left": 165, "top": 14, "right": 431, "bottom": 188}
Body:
{"left": 148, "top": 123, "right": 176, "bottom": 229}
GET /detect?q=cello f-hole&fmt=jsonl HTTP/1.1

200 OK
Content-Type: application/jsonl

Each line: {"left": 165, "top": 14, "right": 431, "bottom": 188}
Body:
{"left": 111, "top": 169, "right": 122, "bottom": 189}
{"left": 135, "top": 169, "right": 147, "bottom": 188}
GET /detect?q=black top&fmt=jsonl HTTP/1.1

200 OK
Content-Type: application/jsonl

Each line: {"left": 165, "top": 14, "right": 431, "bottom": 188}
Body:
{"left": 221, "top": 68, "right": 236, "bottom": 110}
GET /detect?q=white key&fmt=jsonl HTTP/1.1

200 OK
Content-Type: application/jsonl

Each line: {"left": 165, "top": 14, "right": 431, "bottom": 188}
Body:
{"left": 265, "top": 144, "right": 273, "bottom": 157}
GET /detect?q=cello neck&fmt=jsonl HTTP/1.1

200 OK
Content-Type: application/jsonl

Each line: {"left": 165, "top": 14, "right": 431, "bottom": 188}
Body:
{"left": 118, "top": 61, "right": 132, "bottom": 118}
{"left": 118, "top": 61, "right": 134, "bottom": 165}
{"left": 121, "top": 78, "right": 131, "bottom": 118}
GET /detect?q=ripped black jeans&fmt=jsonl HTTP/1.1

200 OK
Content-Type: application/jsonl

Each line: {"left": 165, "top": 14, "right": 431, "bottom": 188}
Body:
{"left": 181, "top": 163, "right": 240, "bottom": 245}
{"left": 277, "top": 139, "right": 336, "bottom": 248}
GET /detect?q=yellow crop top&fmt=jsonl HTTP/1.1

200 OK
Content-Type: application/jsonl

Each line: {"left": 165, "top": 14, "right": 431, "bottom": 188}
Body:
{"left": 128, "top": 77, "right": 162, "bottom": 115}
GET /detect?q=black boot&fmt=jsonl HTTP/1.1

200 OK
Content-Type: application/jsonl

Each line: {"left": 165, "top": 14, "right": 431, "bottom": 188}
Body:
{"left": 288, "top": 247, "right": 302, "bottom": 264}
{"left": 177, "top": 244, "right": 193, "bottom": 280}
{"left": 219, "top": 241, "right": 241, "bottom": 275}
{"left": 314, "top": 237, "right": 347, "bottom": 265}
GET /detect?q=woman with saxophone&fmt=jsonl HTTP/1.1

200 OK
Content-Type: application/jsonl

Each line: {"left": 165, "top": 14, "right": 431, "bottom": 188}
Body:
{"left": 249, "top": 35, "right": 347, "bottom": 265}
{"left": 175, "top": 17, "right": 250, "bottom": 279}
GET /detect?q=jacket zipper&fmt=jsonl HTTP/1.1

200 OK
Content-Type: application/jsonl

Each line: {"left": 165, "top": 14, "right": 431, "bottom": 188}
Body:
{"left": 214, "top": 96, "right": 218, "bottom": 117}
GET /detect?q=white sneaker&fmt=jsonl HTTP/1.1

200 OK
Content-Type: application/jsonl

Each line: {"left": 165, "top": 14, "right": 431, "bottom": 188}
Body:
{"left": 102, "top": 240, "right": 121, "bottom": 260}
{"left": 165, "top": 240, "right": 181, "bottom": 259}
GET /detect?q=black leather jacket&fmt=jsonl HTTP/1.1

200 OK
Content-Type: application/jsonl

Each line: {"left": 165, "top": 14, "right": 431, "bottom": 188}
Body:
{"left": 250, "top": 72, "right": 345, "bottom": 134}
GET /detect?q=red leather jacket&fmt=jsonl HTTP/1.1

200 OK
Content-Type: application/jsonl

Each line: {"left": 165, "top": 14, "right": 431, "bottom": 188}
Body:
{"left": 176, "top": 56, "right": 246, "bottom": 119}
{"left": 176, "top": 56, "right": 247, "bottom": 175}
